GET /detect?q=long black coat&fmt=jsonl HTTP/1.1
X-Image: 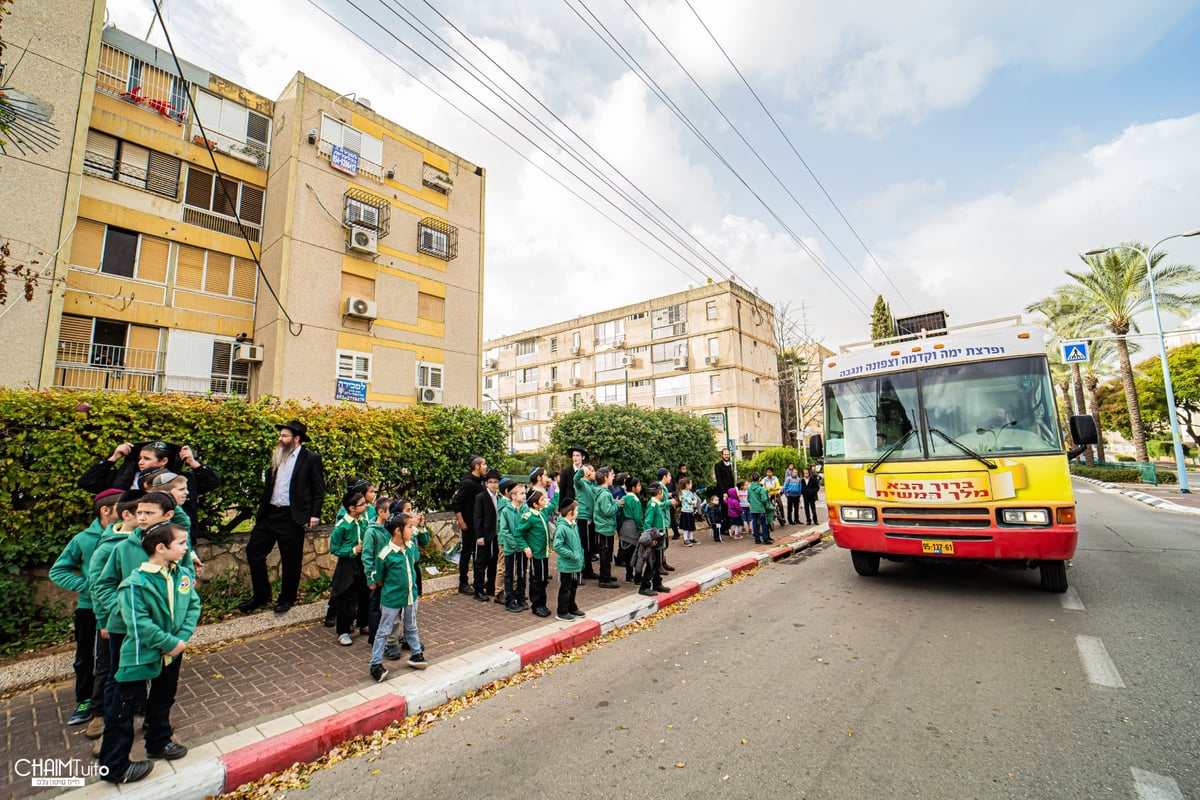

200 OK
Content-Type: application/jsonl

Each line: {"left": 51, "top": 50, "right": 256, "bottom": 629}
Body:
{"left": 78, "top": 441, "right": 221, "bottom": 530}
{"left": 257, "top": 446, "right": 326, "bottom": 526}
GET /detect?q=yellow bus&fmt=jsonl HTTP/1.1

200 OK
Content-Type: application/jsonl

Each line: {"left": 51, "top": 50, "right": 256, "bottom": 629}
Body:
{"left": 820, "top": 320, "right": 1093, "bottom": 592}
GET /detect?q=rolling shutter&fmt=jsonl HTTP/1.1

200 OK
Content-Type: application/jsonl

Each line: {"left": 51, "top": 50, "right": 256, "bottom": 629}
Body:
{"left": 204, "top": 253, "right": 232, "bottom": 295}
{"left": 146, "top": 152, "right": 181, "bottom": 198}
{"left": 137, "top": 236, "right": 169, "bottom": 284}
{"left": 83, "top": 130, "right": 117, "bottom": 177}
{"left": 232, "top": 257, "right": 257, "bottom": 299}
{"left": 175, "top": 244, "right": 205, "bottom": 290}
{"left": 117, "top": 143, "right": 150, "bottom": 188}
{"left": 70, "top": 220, "right": 105, "bottom": 270}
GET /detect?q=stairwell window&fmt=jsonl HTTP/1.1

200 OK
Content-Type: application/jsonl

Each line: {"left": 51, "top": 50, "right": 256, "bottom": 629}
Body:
{"left": 337, "top": 350, "right": 372, "bottom": 382}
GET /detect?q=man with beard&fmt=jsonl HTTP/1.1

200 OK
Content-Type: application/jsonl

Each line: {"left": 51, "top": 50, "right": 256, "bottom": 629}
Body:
{"left": 451, "top": 456, "right": 488, "bottom": 595}
{"left": 714, "top": 448, "right": 736, "bottom": 533}
{"left": 239, "top": 421, "right": 325, "bottom": 614}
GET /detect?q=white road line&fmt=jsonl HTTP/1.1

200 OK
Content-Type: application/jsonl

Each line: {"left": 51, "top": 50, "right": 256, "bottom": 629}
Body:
{"left": 1076, "top": 635, "right": 1126, "bottom": 688}
{"left": 1074, "top": 487, "right": 1095, "bottom": 494}
{"left": 1061, "top": 586, "right": 1086, "bottom": 611}
{"left": 1131, "top": 767, "right": 1184, "bottom": 800}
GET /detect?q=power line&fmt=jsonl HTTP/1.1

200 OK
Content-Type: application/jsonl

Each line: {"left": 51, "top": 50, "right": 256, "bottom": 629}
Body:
{"left": 567, "top": 0, "right": 870, "bottom": 316}
{"left": 681, "top": 0, "right": 913, "bottom": 312}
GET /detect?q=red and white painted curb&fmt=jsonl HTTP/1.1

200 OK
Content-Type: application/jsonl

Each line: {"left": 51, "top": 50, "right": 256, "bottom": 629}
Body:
{"left": 64, "top": 529, "right": 825, "bottom": 799}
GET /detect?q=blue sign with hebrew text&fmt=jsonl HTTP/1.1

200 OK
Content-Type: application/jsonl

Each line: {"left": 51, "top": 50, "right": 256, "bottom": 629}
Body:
{"left": 330, "top": 145, "right": 359, "bottom": 176}
{"left": 335, "top": 378, "right": 368, "bottom": 403}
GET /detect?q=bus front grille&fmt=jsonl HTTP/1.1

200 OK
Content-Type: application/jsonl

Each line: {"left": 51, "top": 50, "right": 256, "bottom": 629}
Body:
{"left": 881, "top": 506, "right": 993, "bottom": 529}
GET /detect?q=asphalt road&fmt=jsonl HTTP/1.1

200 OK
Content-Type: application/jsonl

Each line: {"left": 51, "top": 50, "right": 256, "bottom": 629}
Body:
{"left": 292, "top": 483, "right": 1199, "bottom": 799}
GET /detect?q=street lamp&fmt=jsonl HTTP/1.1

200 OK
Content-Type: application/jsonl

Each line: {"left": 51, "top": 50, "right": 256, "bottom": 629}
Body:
{"left": 1082, "top": 228, "right": 1200, "bottom": 493}
{"left": 482, "top": 393, "right": 514, "bottom": 455}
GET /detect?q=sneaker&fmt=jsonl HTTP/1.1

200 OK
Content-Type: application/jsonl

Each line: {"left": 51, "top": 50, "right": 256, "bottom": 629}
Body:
{"left": 68, "top": 700, "right": 93, "bottom": 725}
{"left": 555, "top": 613, "right": 574, "bottom": 621}
{"left": 505, "top": 602, "right": 523, "bottom": 613}
{"left": 323, "top": 616, "right": 336, "bottom": 628}
{"left": 458, "top": 584, "right": 474, "bottom": 595}
{"left": 661, "top": 564, "right": 676, "bottom": 572}
{"left": 370, "top": 664, "right": 389, "bottom": 682}
{"left": 407, "top": 652, "right": 428, "bottom": 669}
{"left": 147, "top": 741, "right": 188, "bottom": 760}
{"left": 683, "top": 541, "right": 694, "bottom": 547}
{"left": 570, "top": 610, "right": 586, "bottom": 618}
{"left": 671, "top": 533, "right": 681, "bottom": 540}
{"left": 638, "top": 588, "right": 657, "bottom": 597}
{"left": 764, "top": 538, "right": 775, "bottom": 544}
{"left": 532, "top": 607, "right": 551, "bottom": 618}
{"left": 113, "top": 760, "right": 153, "bottom": 784}
{"left": 517, "top": 600, "right": 530, "bottom": 610}
{"left": 358, "top": 626, "right": 370, "bottom": 637}
{"left": 473, "top": 592, "right": 491, "bottom": 603}
{"left": 655, "top": 587, "right": 670, "bottom": 594}
{"left": 384, "top": 645, "right": 402, "bottom": 661}
{"left": 85, "top": 715, "right": 105, "bottom": 739}
{"left": 598, "top": 580, "right": 621, "bottom": 589}
{"left": 338, "top": 633, "right": 353, "bottom": 646}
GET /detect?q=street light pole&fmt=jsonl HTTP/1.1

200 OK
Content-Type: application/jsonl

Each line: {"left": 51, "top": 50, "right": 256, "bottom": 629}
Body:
{"left": 482, "top": 393, "right": 514, "bottom": 455}
{"left": 1083, "top": 228, "right": 1200, "bottom": 494}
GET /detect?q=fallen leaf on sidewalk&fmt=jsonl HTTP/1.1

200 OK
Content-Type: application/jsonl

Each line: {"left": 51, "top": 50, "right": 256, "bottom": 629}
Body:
{"left": 676, "top": 762, "right": 685, "bottom": 768}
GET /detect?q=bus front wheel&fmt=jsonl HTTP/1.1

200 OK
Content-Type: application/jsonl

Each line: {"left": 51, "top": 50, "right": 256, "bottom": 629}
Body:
{"left": 1038, "top": 560, "right": 1068, "bottom": 593}
{"left": 851, "top": 550, "right": 880, "bottom": 576}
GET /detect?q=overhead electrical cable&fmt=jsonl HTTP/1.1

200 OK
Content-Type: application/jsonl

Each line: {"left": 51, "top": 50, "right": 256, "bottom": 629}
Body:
{"left": 681, "top": 0, "right": 913, "bottom": 311}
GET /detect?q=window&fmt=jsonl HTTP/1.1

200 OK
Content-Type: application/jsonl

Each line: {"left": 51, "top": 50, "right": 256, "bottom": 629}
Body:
{"left": 518, "top": 367, "right": 539, "bottom": 387}
{"left": 193, "top": 92, "right": 272, "bottom": 167}
{"left": 654, "top": 374, "right": 690, "bottom": 408}
{"left": 92, "top": 320, "right": 129, "bottom": 366}
{"left": 184, "top": 166, "right": 265, "bottom": 240}
{"left": 210, "top": 340, "right": 250, "bottom": 395}
{"left": 594, "top": 320, "right": 624, "bottom": 346}
{"left": 416, "top": 361, "right": 444, "bottom": 389}
{"left": 518, "top": 424, "right": 539, "bottom": 443}
{"left": 706, "top": 301, "right": 718, "bottom": 320}
{"left": 550, "top": 365, "right": 558, "bottom": 380}
{"left": 82, "top": 131, "right": 181, "bottom": 198}
{"left": 627, "top": 311, "right": 647, "bottom": 321}
{"left": 550, "top": 337, "right": 558, "bottom": 354}
{"left": 319, "top": 113, "right": 383, "bottom": 171}
{"left": 484, "top": 375, "right": 494, "bottom": 390}
{"left": 101, "top": 227, "right": 138, "bottom": 278}
{"left": 572, "top": 393, "right": 582, "bottom": 409}
{"left": 630, "top": 379, "right": 651, "bottom": 388}
{"left": 549, "top": 395, "right": 558, "bottom": 410}
{"left": 422, "top": 164, "right": 453, "bottom": 193}
{"left": 708, "top": 338, "right": 719, "bottom": 357}
{"left": 651, "top": 340, "right": 688, "bottom": 363}
{"left": 418, "top": 219, "right": 458, "bottom": 261}
{"left": 572, "top": 362, "right": 582, "bottom": 379}
{"left": 337, "top": 350, "right": 372, "bottom": 382}
{"left": 516, "top": 339, "right": 538, "bottom": 357}
{"left": 417, "top": 292, "right": 444, "bottom": 323}
{"left": 593, "top": 352, "right": 623, "bottom": 372}
{"left": 652, "top": 303, "right": 687, "bottom": 339}
{"left": 175, "top": 245, "right": 256, "bottom": 299}
{"left": 596, "top": 383, "right": 627, "bottom": 405}
{"left": 710, "top": 374, "right": 722, "bottom": 394}
{"left": 572, "top": 331, "right": 581, "bottom": 351}
{"left": 517, "top": 397, "right": 538, "bottom": 420}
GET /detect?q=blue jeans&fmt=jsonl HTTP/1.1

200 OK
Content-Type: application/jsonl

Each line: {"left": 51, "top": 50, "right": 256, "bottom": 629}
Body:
{"left": 751, "top": 513, "right": 768, "bottom": 542}
{"left": 371, "top": 601, "right": 421, "bottom": 666}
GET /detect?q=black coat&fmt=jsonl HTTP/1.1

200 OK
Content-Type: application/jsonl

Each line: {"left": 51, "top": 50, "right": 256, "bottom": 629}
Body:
{"left": 557, "top": 464, "right": 576, "bottom": 509}
{"left": 78, "top": 442, "right": 221, "bottom": 531}
{"left": 452, "top": 472, "right": 484, "bottom": 534}
{"left": 801, "top": 476, "right": 821, "bottom": 500}
{"left": 257, "top": 446, "right": 326, "bottom": 526}
{"left": 714, "top": 460, "right": 735, "bottom": 498}
{"left": 473, "top": 490, "right": 499, "bottom": 543}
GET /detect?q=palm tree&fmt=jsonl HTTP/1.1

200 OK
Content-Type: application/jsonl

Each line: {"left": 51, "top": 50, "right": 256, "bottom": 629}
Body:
{"left": 1082, "top": 338, "right": 1127, "bottom": 463}
{"left": 1063, "top": 243, "right": 1200, "bottom": 462}
{"left": 1027, "top": 291, "right": 1101, "bottom": 463}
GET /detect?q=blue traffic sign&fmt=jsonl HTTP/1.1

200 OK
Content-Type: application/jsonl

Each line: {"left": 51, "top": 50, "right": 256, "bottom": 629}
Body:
{"left": 1061, "top": 341, "right": 1090, "bottom": 364}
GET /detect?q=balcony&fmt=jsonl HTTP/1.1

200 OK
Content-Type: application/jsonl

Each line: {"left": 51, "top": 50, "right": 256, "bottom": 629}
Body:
{"left": 53, "top": 343, "right": 248, "bottom": 396}
{"left": 183, "top": 205, "right": 262, "bottom": 242}
{"left": 654, "top": 393, "right": 691, "bottom": 409}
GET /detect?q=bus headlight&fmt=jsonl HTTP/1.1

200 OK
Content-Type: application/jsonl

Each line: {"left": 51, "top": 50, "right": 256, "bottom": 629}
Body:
{"left": 839, "top": 506, "right": 877, "bottom": 523}
{"left": 1000, "top": 508, "right": 1050, "bottom": 525}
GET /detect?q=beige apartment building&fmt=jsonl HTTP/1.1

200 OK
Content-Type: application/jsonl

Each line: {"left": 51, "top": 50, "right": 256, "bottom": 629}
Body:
{"left": 2, "top": 12, "right": 483, "bottom": 408}
{"left": 483, "top": 281, "right": 782, "bottom": 456}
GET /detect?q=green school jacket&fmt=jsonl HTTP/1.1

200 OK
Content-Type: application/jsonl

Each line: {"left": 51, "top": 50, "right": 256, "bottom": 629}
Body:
{"left": 375, "top": 540, "right": 418, "bottom": 609}
{"left": 593, "top": 487, "right": 618, "bottom": 535}
{"left": 330, "top": 513, "right": 367, "bottom": 559}
{"left": 361, "top": 522, "right": 390, "bottom": 585}
{"left": 498, "top": 501, "right": 527, "bottom": 555}
{"left": 573, "top": 469, "right": 597, "bottom": 520}
{"left": 115, "top": 562, "right": 201, "bottom": 682}
{"left": 645, "top": 498, "right": 667, "bottom": 550}
{"left": 94, "top": 529, "right": 196, "bottom": 634}
{"left": 49, "top": 519, "right": 104, "bottom": 610}
{"left": 89, "top": 524, "right": 130, "bottom": 629}
{"left": 748, "top": 481, "right": 770, "bottom": 514}
{"left": 553, "top": 517, "right": 584, "bottom": 573}
{"left": 517, "top": 506, "right": 552, "bottom": 558}
{"left": 623, "top": 493, "right": 644, "bottom": 531}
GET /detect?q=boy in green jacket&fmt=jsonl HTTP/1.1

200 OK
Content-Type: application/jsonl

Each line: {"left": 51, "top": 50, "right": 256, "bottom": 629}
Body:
{"left": 517, "top": 488, "right": 553, "bottom": 617}
{"left": 368, "top": 512, "right": 428, "bottom": 681}
{"left": 552, "top": 501, "right": 584, "bottom": 620}
{"left": 639, "top": 484, "right": 669, "bottom": 596}
{"left": 99, "top": 523, "right": 199, "bottom": 784}
{"left": 617, "top": 476, "right": 643, "bottom": 583}
{"left": 50, "top": 488, "right": 122, "bottom": 726}
{"left": 362, "top": 496, "right": 402, "bottom": 659}
{"left": 573, "top": 464, "right": 599, "bottom": 581}
{"left": 591, "top": 467, "right": 620, "bottom": 588}
{"left": 499, "top": 482, "right": 529, "bottom": 611}
{"left": 747, "top": 472, "right": 773, "bottom": 545}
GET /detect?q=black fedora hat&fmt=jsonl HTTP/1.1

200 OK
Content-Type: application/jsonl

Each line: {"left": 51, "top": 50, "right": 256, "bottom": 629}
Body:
{"left": 567, "top": 445, "right": 589, "bottom": 458}
{"left": 279, "top": 420, "right": 308, "bottom": 442}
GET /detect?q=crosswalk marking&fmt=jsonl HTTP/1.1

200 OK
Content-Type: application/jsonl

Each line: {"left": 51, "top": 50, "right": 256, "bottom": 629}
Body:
{"left": 1061, "top": 587, "right": 1085, "bottom": 611}
{"left": 1076, "top": 635, "right": 1126, "bottom": 688}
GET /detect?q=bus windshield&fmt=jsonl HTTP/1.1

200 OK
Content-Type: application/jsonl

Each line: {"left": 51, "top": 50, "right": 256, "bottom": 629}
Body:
{"left": 824, "top": 355, "right": 1063, "bottom": 462}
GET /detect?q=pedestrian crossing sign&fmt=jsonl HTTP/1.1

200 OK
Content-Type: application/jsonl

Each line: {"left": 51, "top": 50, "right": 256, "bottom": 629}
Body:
{"left": 1061, "top": 341, "right": 1090, "bottom": 364}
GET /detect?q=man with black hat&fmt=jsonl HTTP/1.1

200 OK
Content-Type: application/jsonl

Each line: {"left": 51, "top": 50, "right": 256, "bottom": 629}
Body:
{"left": 239, "top": 420, "right": 325, "bottom": 614}
{"left": 557, "top": 445, "right": 587, "bottom": 510}
{"left": 471, "top": 468, "right": 502, "bottom": 602}
{"left": 451, "top": 456, "right": 488, "bottom": 595}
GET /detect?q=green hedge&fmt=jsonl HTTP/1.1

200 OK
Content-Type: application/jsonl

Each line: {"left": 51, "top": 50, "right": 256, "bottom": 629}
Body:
{"left": 0, "top": 389, "right": 506, "bottom": 568}
{"left": 737, "top": 446, "right": 808, "bottom": 481}
{"left": 1070, "top": 463, "right": 1177, "bottom": 484}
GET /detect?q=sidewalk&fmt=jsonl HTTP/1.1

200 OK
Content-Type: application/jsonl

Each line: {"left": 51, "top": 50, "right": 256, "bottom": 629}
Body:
{"left": 1073, "top": 475, "right": 1200, "bottom": 515}
{"left": 4, "top": 517, "right": 827, "bottom": 800}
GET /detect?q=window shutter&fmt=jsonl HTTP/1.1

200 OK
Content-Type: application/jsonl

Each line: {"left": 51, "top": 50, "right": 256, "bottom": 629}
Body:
{"left": 137, "top": 236, "right": 169, "bottom": 283}
{"left": 83, "top": 130, "right": 118, "bottom": 177}
{"left": 194, "top": 91, "right": 222, "bottom": 133}
{"left": 117, "top": 143, "right": 150, "bottom": 188}
{"left": 57, "top": 315, "right": 93, "bottom": 364}
{"left": 210, "top": 340, "right": 233, "bottom": 393}
{"left": 359, "top": 133, "right": 383, "bottom": 165}
{"left": 239, "top": 185, "right": 264, "bottom": 224}
{"left": 246, "top": 111, "right": 270, "bottom": 147}
{"left": 70, "top": 220, "right": 105, "bottom": 270}
{"left": 218, "top": 100, "right": 248, "bottom": 141}
{"left": 175, "top": 244, "right": 205, "bottom": 290}
{"left": 417, "top": 292, "right": 444, "bottom": 323}
{"left": 213, "top": 177, "right": 239, "bottom": 217}
{"left": 320, "top": 114, "right": 342, "bottom": 145}
{"left": 232, "top": 257, "right": 257, "bottom": 299}
{"left": 146, "top": 151, "right": 181, "bottom": 198}
{"left": 184, "top": 167, "right": 213, "bottom": 209}
{"left": 341, "top": 126, "right": 362, "bottom": 154}
{"left": 204, "top": 253, "right": 233, "bottom": 295}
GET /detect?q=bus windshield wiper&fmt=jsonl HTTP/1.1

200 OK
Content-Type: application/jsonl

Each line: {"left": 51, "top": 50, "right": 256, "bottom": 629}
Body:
{"left": 866, "top": 428, "right": 917, "bottom": 474}
{"left": 929, "top": 427, "right": 997, "bottom": 469}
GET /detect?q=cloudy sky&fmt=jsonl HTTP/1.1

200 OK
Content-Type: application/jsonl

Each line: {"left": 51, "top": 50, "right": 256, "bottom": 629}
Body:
{"left": 107, "top": 0, "right": 1200, "bottom": 349}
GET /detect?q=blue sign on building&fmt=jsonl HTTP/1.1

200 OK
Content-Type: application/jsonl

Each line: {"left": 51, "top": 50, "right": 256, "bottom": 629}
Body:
{"left": 335, "top": 378, "right": 368, "bottom": 403}
{"left": 330, "top": 145, "right": 359, "bottom": 176}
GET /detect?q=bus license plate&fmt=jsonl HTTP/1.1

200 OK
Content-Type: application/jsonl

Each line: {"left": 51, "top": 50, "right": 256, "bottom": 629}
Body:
{"left": 921, "top": 540, "right": 955, "bottom": 555}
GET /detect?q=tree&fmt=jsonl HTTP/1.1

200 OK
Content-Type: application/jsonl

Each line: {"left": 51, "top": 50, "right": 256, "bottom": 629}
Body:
{"left": 1135, "top": 344, "right": 1200, "bottom": 451}
{"left": 1026, "top": 291, "right": 1101, "bottom": 463}
{"left": 547, "top": 404, "right": 719, "bottom": 489}
{"left": 870, "top": 295, "right": 895, "bottom": 343}
{"left": 1081, "top": 338, "right": 1124, "bottom": 463}
{"left": 771, "top": 302, "right": 825, "bottom": 449}
{"left": 1061, "top": 243, "right": 1200, "bottom": 462}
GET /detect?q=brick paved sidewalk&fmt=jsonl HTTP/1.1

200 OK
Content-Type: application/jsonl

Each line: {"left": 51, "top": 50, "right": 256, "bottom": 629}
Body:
{"left": 2, "top": 518, "right": 824, "bottom": 800}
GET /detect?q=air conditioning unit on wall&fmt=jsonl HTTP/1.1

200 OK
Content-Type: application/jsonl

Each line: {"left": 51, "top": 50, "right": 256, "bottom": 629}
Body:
{"left": 418, "top": 387, "right": 443, "bottom": 404}
{"left": 620, "top": 355, "right": 636, "bottom": 367}
{"left": 705, "top": 355, "right": 719, "bottom": 366}
{"left": 741, "top": 433, "right": 751, "bottom": 443}
{"left": 344, "top": 296, "right": 378, "bottom": 319}
{"left": 234, "top": 344, "right": 264, "bottom": 363}
{"left": 348, "top": 227, "right": 378, "bottom": 255}
{"left": 673, "top": 356, "right": 688, "bottom": 369}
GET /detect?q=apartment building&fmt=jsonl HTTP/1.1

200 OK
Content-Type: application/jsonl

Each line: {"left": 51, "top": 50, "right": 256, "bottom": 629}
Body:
{"left": 482, "top": 282, "right": 782, "bottom": 457}
{"left": 5, "top": 16, "right": 483, "bottom": 407}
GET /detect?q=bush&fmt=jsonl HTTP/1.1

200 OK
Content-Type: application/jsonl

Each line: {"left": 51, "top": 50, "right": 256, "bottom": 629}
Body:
{"left": 0, "top": 389, "right": 506, "bottom": 568}
{"left": 737, "top": 446, "right": 807, "bottom": 481}
{"left": 0, "top": 565, "right": 72, "bottom": 656}
{"left": 1070, "top": 463, "right": 1176, "bottom": 484}
{"left": 1114, "top": 454, "right": 1135, "bottom": 463}
{"left": 547, "top": 404, "right": 719, "bottom": 489}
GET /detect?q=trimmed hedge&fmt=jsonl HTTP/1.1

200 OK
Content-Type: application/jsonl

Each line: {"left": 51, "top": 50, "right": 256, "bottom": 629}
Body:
{"left": 1070, "top": 463, "right": 1177, "bottom": 485}
{"left": 737, "top": 446, "right": 808, "bottom": 481}
{"left": 0, "top": 389, "right": 505, "bottom": 567}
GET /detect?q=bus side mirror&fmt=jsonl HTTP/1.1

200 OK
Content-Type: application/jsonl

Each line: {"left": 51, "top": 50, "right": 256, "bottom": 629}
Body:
{"left": 1068, "top": 415, "right": 1098, "bottom": 446}
{"left": 808, "top": 434, "right": 824, "bottom": 459}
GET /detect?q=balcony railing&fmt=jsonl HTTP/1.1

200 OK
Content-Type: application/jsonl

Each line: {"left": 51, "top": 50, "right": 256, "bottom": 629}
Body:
{"left": 654, "top": 393, "right": 691, "bottom": 409}
{"left": 183, "top": 206, "right": 262, "bottom": 242}
{"left": 53, "top": 343, "right": 247, "bottom": 396}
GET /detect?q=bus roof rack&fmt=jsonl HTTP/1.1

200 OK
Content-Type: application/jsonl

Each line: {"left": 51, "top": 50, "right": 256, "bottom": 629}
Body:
{"left": 838, "top": 315, "right": 1026, "bottom": 353}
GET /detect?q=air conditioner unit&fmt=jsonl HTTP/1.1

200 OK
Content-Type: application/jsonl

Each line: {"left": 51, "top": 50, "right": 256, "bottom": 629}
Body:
{"left": 418, "top": 387, "right": 443, "bottom": 404}
{"left": 570, "top": 346, "right": 581, "bottom": 355}
{"left": 345, "top": 199, "right": 380, "bottom": 229}
{"left": 484, "top": 358, "right": 498, "bottom": 370}
{"left": 705, "top": 355, "right": 719, "bottom": 366}
{"left": 620, "top": 355, "right": 636, "bottom": 367}
{"left": 672, "top": 356, "right": 688, "bottom": 369}
{"left": 348, "top": 227, "right": 378, "bottom": 255}
{"left": 234, "top": 343, "right": 264, "bottom": 363}
{"left": 741, "top": 433, "right": 751, "bottom": 444}
{"left": 568, "top": 377, "right": 581, "bottom": 386}
{"left": 344, "top": 296, "right": 378, "bottom": 320}
{"left": 607, "top": 337, "right": 624, "bottom": 350}
{"left": 543, "top": 380, "right": 560, "bottom": 390}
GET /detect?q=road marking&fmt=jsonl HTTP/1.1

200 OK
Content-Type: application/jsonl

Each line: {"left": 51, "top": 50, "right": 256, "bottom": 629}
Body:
{"left": 1131, "top": 767, "right": 1183, "bottom": 799}
{"left": 1076, "top": 635, "right": 1126, "bottom": 688}
{"left": 1075, "top": 487, "right": 1095, "bottom": 494}
{"left": 1061, "top": 587, "right": 1085, "bottom": 611}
